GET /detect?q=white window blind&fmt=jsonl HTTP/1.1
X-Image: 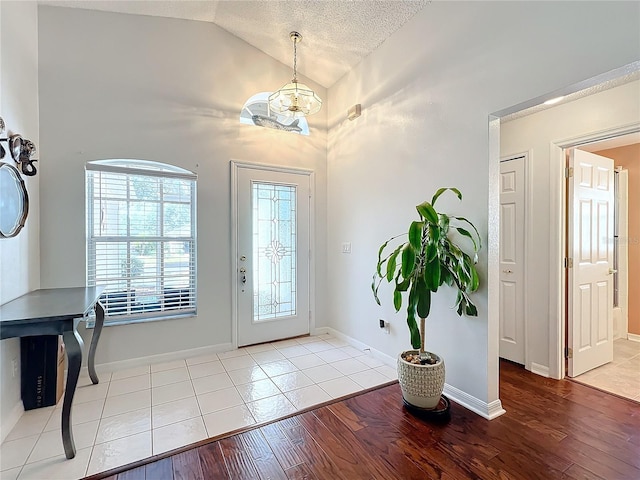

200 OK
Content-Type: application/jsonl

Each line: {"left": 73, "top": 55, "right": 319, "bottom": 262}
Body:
{"left": 86, "top": 160, "right": 197, "bottom": 324}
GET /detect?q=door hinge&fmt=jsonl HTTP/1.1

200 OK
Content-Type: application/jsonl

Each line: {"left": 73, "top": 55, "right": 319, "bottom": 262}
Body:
{"left": 565, "top": 167, "right": 574, "bottom": 178}
{"left": 565, "top": 347, "right": 573, "bottom": 359}
{"left": 564, "top": 257, "right": 573, "bottom": 268}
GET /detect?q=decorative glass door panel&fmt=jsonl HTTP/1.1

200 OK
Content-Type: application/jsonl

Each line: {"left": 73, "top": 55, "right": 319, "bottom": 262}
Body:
{"left": 253, "top": 183, "right": 297, "bottom": 321}
{"left": 236, "top": 166, "right": 310, "bottom": 346}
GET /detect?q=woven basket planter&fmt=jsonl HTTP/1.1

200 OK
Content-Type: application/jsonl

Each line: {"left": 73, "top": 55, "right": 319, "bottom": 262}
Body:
{"left": 397, "top": 350, "right": 445, "bottom": 409}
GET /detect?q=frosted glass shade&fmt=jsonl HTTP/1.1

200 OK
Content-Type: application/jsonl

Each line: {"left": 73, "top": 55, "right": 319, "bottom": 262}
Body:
{"left": 268, "top": 80, "right": 322, "bottom": 117}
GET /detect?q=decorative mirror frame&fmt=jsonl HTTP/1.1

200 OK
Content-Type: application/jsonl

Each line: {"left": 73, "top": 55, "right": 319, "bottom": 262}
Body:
{"left": 0, "top": 162, "right": 29, "bottom": 238}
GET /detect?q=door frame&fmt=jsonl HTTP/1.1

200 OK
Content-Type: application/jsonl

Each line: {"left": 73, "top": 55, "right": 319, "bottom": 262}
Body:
{"left": 499, "top": 152, "right": 532, "bottom": 370}
{"left": 548, "top": 122, "right": 640, "bottom": 379}
{"left": 230, "top": 160, "right": 316, "bottom": 349}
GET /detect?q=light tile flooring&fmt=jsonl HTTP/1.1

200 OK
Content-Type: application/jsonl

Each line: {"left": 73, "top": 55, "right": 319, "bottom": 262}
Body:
{"left": 1, "top": 334, "right": 397, "bottom": 480}
{"left": 572, "top": 338, "right": 640, "bottom": 402}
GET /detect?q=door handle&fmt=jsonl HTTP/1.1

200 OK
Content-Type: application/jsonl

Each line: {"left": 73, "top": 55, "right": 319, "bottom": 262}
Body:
{"left": 608, "top": 268, "right": 617, "bottom": 275}
{"left": 239, "top": 267, "right": 246, "bottom": 284}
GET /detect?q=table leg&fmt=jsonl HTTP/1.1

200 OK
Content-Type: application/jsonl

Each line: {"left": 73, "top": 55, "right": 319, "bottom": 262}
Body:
{"left": 88, "top": 302, "right": 104, "bottom": 384}
{"left": 62, "top": 327, "right": 84, "bottom": 459}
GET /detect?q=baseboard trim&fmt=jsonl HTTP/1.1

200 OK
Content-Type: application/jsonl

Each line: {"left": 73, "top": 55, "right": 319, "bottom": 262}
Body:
{"left": 2, "top": 400, "right": 25, "bottom": 443}
{"left": 530, "top": 362, "right": 550, "bottom": 378}
{"left": 443, "top": 384, "right": 506, "bottom": 420}
{"left": 82, "top": 342, "right": 234, "bottom": 377}
{"left": 627, "top": 333, "right": 640, "bottom": 343}
{"left": 324, "top": 327, "right": 395, "bottom": 367}
{"left": 324, "top": 328, "right": 505, "bottom": 420}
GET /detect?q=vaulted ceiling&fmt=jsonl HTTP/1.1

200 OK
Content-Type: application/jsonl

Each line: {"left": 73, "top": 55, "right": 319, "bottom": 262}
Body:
{"left": 40, "top": 0, "right": 430, "bottom": 88}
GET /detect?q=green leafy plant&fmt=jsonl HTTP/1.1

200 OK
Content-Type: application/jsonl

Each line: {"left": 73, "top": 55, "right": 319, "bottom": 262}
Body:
{"left": 372, "top": 188, "right": 482, "bottom": 359}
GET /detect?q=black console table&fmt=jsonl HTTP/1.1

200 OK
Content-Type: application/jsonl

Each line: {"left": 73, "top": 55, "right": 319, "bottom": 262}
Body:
{"left": 0, "top": 287, "right": 105, "bottom": 459}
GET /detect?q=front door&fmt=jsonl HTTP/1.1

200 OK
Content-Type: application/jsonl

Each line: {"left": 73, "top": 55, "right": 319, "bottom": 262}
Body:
{"left": 234, "top": 164, "right": 311, "bottom": 347}
{"left": 567, "top": 149, "right": 614, "bottom": 377}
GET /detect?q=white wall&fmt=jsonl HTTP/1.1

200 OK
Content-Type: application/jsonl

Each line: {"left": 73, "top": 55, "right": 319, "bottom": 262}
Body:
{"left": 326, "top": 1, "right": 639, "bottom": 408}
{"left": 37, "top": 6, "right": 327, "bottom": 366}
{"left": 0, "top": 1, "right": 40, "bottom": 438}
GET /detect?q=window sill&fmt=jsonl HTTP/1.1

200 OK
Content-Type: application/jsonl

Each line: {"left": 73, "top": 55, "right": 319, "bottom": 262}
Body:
{"left": 85, "top": 311, "right": 196, "bottom": 329}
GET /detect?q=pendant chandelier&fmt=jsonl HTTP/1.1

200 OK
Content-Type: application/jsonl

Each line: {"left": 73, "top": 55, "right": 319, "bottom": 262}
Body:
{"left": 268, "top": 32, "right": 322, "bottom": 118}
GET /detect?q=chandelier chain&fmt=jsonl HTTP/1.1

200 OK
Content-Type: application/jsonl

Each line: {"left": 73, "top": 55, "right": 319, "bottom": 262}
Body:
{"left": 293, "top": 39, "right": 298, "bottom": 81}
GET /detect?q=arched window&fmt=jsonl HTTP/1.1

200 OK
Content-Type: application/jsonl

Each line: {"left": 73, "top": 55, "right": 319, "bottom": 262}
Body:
{"left": 240, "top": 92, "right": 310, "bottom": 136}
{"left": 86, "top": 159, "right": 197, "bottom": 325}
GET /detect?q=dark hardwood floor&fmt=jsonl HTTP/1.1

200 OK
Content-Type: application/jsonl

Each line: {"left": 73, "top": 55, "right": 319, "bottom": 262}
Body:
{"left": 85, "top": 360, "right": 640, "bottom": 480}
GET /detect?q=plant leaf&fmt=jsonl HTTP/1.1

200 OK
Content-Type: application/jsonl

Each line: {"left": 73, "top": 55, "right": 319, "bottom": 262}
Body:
{"left": 453, "top": 216, "right": 482, "bottom": 251}
{"left": 371, "top": 274, "right": 382, "bottom": 305}
{"left": 416, "top": 201, "right": 439, "bottom": 224}
{"left": 386, "top": 244, "right": 402, "bottom": 282}
{"left": 396, "top": 277, "right": 410, "bottom": 292}
{"left": 407, "top": 286, "right": 420, "bottom": 349}
{"left": 424, "top": 257, "right": 441, "bottom": 291}
{"left": 401, "top": 245, "right": 416, "bottom": 278}
{"left": 416, "top": 278, "right": 431, "bottom": 318}
{"left": 439, "top": 214, "right": 449, "bottom": 233}
{"left": 376, "top": 239, "right": 390, "bottom": 276}
{"left": 455, "top": 227, "right": 477, "bottom": 251}
{"left": 425, "top": 242, "right": 437, "bottom": 263}
{"left": 429, "top": 223, "right": 441, "bottom": 243}
{"left": 393, "top": 289, "right": 402, "bottom": 312}
{"left": 408, "top": 221, "right": 423, "bottom": 250}
{"left": 431, "top": 187, "right": 461, "bottom": 206}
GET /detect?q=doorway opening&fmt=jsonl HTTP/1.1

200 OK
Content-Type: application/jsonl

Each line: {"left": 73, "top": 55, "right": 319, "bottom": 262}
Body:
{"left": 492, "top": 62, "right": 640, "bottom": 397}
{"left": 563, "top": 134, "right": 640, "bottom": 402}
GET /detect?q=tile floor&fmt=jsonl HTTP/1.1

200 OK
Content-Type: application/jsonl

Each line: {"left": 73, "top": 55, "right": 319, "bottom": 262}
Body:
{"left": 0, "top": 334, "right": 397, "bottom": 480}
{"left": 572, "top": 338, "right": 640, "bottom": 402}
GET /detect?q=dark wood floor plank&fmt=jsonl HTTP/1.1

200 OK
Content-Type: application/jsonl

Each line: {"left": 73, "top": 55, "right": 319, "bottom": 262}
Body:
{"left": 240, "top": 430, "right": 288, "bottom": 480}
{"left": 219, "top": 435, "right": 260, "bottom": 479}
{"left": 391, "top": 436, "right": 476, "bottom": 480}
{"left": 485, "top": 450, "right": 567, "bottom": 480}
{"left": 284, "top": 463, "right": 319, "bottom": 480}
{"left": 172, "top": 449, "right": 204, "bottom": 480}
{"left": 561, "top": 463, "right": 606, "bottom": 480}
{"left": 557, "top": 435, "right": 640, "bottom": 479}
{"left": 326, "top": 401, "right": 368, "bottom": 431}
{"left": 85, "top": 360, "right": 640, "bottom": 480}
{"left": 281, "top": 421, "right": 349, "bottom": 480}
{"left": 144, "top": 457, "right": 173, "bottom": 480}
{"left": 259, "top": 423, "right": 305, "bottom": 470}
{"left": 116, "top": 465, "right": 145, "bottom": 480}
{"left": 351, "top": 423, "right": 433, "bottom": 480}
{"left": 312, "top": 405, "right": 417, "bottom": 479}
{"left": 298, "top": 409, "right": 390, "bottom": 479}
{"left": 198, "top": 442, "right": 230, "bottom": 479}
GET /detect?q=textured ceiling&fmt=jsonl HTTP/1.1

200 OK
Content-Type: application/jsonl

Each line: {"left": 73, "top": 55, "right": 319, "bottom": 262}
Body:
{"left": 40, "top": 0, "right": 430, "bottom": 88}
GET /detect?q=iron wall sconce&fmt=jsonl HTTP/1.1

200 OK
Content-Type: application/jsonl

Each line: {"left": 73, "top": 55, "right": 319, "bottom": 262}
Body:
{"left": 0, "top": 116, "right": 39, "bottom": 176}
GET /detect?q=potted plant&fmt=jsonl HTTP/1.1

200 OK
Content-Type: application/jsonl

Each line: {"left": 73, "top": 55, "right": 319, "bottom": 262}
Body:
{"left": 372, "top": 187, "right": 481, "bottom": 409}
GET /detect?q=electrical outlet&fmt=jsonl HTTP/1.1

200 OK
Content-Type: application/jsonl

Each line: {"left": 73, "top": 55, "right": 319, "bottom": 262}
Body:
{"left": 11, "top": 358, "right": 18, "bottom": 378}
{"left": 341, "top": 242, "right": 352, "bottom": 254}
{"left": 379, "top": 319, "right": 390, "bottom": 334}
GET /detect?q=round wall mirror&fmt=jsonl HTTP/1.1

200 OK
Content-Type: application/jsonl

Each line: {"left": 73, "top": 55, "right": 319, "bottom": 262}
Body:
{"left": 0, "top": 162, "right": 29, "bottom": 238}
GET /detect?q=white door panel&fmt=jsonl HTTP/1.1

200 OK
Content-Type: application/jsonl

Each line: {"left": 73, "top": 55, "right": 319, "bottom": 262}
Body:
{"left": 235, "top": 166, "right": 311, "bottom": 347}
{"left": 499, "top": 156, "right": 525, "bottom": 364}
{"left": 568, "top": 149, "right": 614, "bottom": 377}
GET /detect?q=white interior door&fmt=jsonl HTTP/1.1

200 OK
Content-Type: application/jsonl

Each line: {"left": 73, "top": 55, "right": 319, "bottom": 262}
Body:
{"left": 567, "top": 149, "right": 614, "bottom": 377}
{"left": 499, "top": 156, "right": 526, "bottom": 364}
{"left": 235, "top": 165, "right": 311, "bottom": 347}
